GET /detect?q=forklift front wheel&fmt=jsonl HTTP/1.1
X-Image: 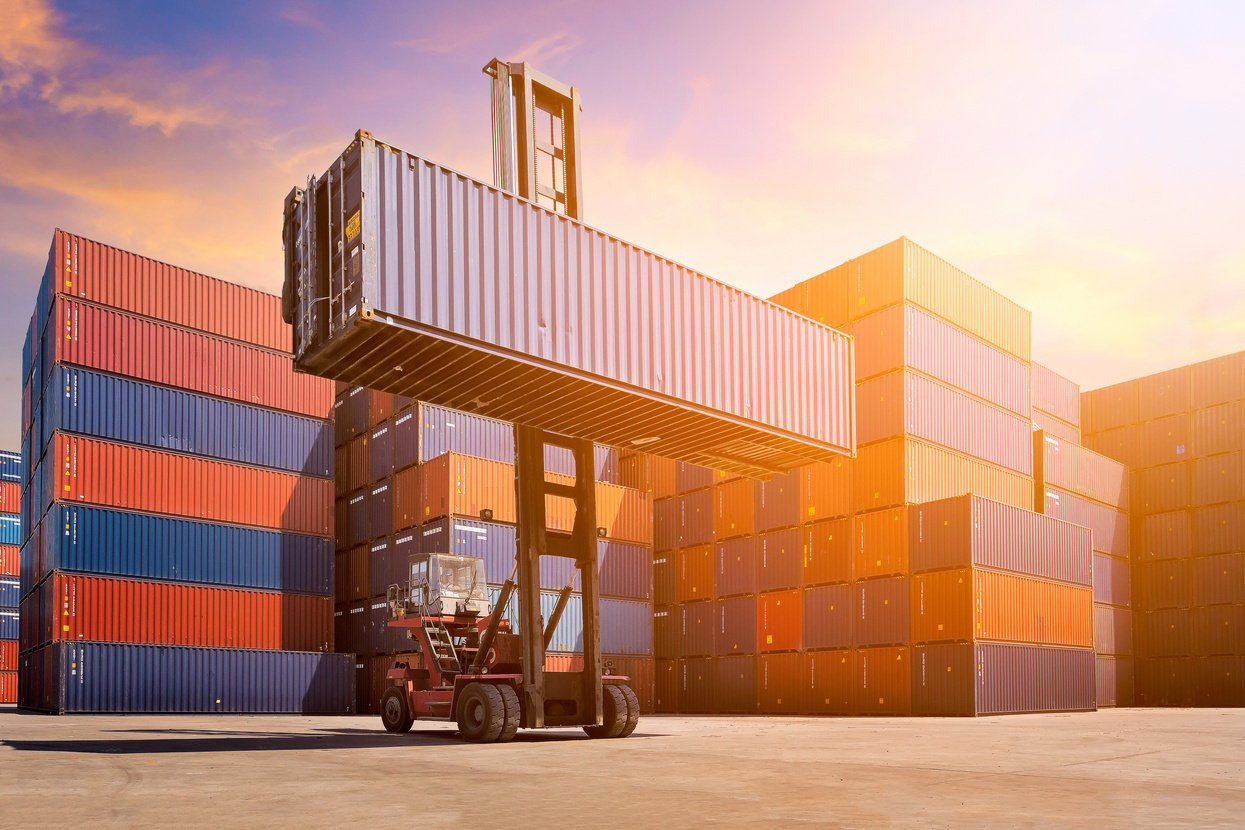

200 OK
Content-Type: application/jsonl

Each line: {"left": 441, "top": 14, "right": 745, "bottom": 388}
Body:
{"left": 583, "top": 684, "right": 628, "bottom": 739}
{"left": 457, "top": 682, "right": 506, "bottom": 743}
{"left": 381, "top": 687, "right": 414, "bottom": 734}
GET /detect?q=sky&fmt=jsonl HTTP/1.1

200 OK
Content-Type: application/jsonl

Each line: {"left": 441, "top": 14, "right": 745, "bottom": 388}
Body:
{"left": 1, "top": 0, "right": 1243, "bottom": 446}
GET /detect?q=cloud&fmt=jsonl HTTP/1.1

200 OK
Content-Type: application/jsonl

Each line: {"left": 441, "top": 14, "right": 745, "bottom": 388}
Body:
{"left": 280, "top": 3, "right": 328, "bottom": 33}
{"left": 512, "top": 31, "right": 580, "bottom": 67}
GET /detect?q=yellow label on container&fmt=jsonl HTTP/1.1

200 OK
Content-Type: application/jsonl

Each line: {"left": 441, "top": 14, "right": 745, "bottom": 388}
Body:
{"left": 345, "top": 210, "right": 361, "bottom": 243}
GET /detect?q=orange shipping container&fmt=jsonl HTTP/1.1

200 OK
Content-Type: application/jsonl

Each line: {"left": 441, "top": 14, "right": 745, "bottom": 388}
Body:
{"left": 853, "top": 506, "right": 908, "bottom": 580}
{"left": 1084, "top": 424, "right": 1145, "bottom": 471}
{"left": 346, "top": 544, "right": 369, "bottom": 602}
{"left": 676, "top": 544, "right": 714, "bottom": 603}
{"left": 910, "top": 568, "right": 1093, "bottom": 648}
{"left": 855, "top": 645, "right": 912, "bottom": 715}
{"left": 392, "top": 465, "right": 421, "bottom": 531}
{"left": 853, "top": 437, "right": 1034, "bottom": 512}
{"left": 0, "top": 482, "right": 18, "bottom": 513}
{"left": 51, "top": 433, "right": 331, "bottom": 536}
{"left": 1192, "top": 452, "right": 1245, "bottom": 507}
{"left": 1190, "top": 351, "right": 1245, "bottom": 409}
{"left": 1192, "top": 401, "right": 1245, "bottom": 458}
{"left": 543, "top": 654, "right": 657, "bottom": 714}
{"left": 803, "top": 649, "right": 855, "bottom": 714}
{"left": 334, "top": 434, "right": 369, "bottom": 497}
{"left": 1083, "top": 381, "right": 1140, "bottom": 435}
{"left": 618, "top": 452, "right": 675, "bottom": 500}
{"left": 757, "top": 589, "right": 802, "bottom": 652}
{"left": 803, "top": 517, "right": 852, "bottom": 587}
{"left": 1138, "top": 366, "right": 1191, "bottom": 421}
{"left": 594, "top": 482, "right": 653, "bottom": 545}
{"left": 799, "top": 457, "right": 852, "bottom": 522}
{"left": 758, "top": 652, "right": 802, "bottom": 714}
{"left": 0, "top": 545, "right": 18, "bottom": 577}
{"left": 419, "top": 453, "right": 515, "bottom": 524}
{"left": 714, "top": 478, "right": 755, "bottom": 540}
{"left": 1141, "top": 414, "right": 1192, "bottom": 468}
{"left": 1132, "top": 463, "right": 1190, "bottom": 515}
{"left": 1137, "top": 511, "right": 1192, "bottom": 561}
{"left": 655, "top": 658, "right": 678, "bottom": 713}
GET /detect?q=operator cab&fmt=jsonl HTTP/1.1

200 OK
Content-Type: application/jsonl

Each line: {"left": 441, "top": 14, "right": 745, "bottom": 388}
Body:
{"left": 389, "top": 552, "right": 489, "bottom": 619}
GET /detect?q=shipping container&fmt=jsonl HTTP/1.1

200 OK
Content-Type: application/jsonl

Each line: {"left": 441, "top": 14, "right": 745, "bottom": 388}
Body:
{"left": 1192, "top": 502, "right": 1245, "bottom": 556}
{"left": 677, "top": 657, "right": 715, "bottom": 713}
{"left": 675, "top": 489, "right": 714, "bottom": 547}
{"left": 1131, "top": 462, "right": 1190, "bottom": 515}
{"left": 678, "top": 600, "right": 715, "bottom": 658}
{"left": 1082, "top": 381, "right": 1140, "bottom": 435}
{"left": 1137, "top": 510, "right": 1192, "bottom": 561}
{"left": 653, "top": 552, "right": 675, "bottom": 606}
{"left": 803, "top": 583, "right": 854, "bottom": 650}
{"left": 0, "top": 576, "right": 15, "bottom": 607}
{"left": 18, "top": 641, "right": 353, "bottom": 713}
{"left": 855, "top": 437, "right": 1035, "bottom": 512}
{"left": 1138, "top": 366, "right": 1191, "bottom": 421}
{"left": 598, "top": 540, "right": 653, "bottom": 601}
{"left": 1193, "top": 553, "right": 1245, "bottom": 606}
{"left": 1137, "top": 609, "right": 1193, "bottom": 657}
{"left": 1094, "top": 603, "right": 1133, "bottom": 655}
{"left": 910, "top": 568, "right": 1093, "bottom": 647}
{"left": 42, "top": 433, "right": 332, "bottom": 537}
{"left": 335, "top": 434, "right": 369, "bottom": 496}
{"left": 369, "top": 480, "right": 393, "bottom": 540}
{"left": 769, "top": 267, "right": 848, "bottom": 329}
{"left": 674, "top": 463, "right": 714, "bottom": 495}
{"left": 285, "top": 134, "right": 855, "bottom": 478}
{"left": 368, "top": 422, "right": 393, "bottom": 483}
{"left": 486, "top": 589, "right": 659, "bottom": 655}
{"left": 1192, "top": 452, "right": 1245, "bottom": 507}
{"left": 757, "top": 589, "right": 802, "bottom": 652}
{"left": 853, "top": 507, "right": 908, "bottom": 581}
{"left": 0, "top": 482, "right": 18, "bottom": 514}
{"left": 0, "top": 544, "right": 17, "bottom": 577}
{"left": 1135, "top": 656, "right": 1196, "bottom": 706}
{"left": 653, "top": 497, "right": 678, "bottom": 552}
{"left": 619, "top": 452, "right": 675, "bottom": 500}
{"left": 850, "top": 303, "right": 1031, "bottom": 416}
{"left": 854, "top": 576, "right": 908, "bottom": 647}
{"left": 1, "top": 610, "right": 16, "bottom": 640}
{"left": 1033, "top": 409, "right": 1080, "bottom": 444}
{"left": 344, "top": 490, "right": 369, "bottom": 547}
{"left": 712, "top": 594, "right": 758, "bottom": 656}
{"left": 0, "top": 450, "right": 21, "bottom": 484}
{"left": 1095, "top": 655, "right": 1135, "bottom": 707}
{"left": 912, "top": 643, "right": 1095, "bottom": 715}
{"left": 1192, "top": 401, "right": 1245, "bottom": 458}
{"left": 1189, "top": 351, "right": 1245, "bottom": 410}
{"left": 1035, "top": 432, "right": 1128, "bottom": 511}
{"left": 1040, "top": 487, "right": 1129, "bottom": 558}
{"left": 909, "top": 495, "right": 1093, "bottom": 587}
{"left": 757, "top": 651, "right": 802, "bottom": 713}
{"left": 857, "top": 369, "right": 1033, "bottom": 474}
{"left": 757, "top": 527, "right": 802, "bottom": 592}
{"left": 1196, "top": 655, "right": 1245, "bottom": 706}
{"left": 369, "top": 538, "right": 394, "bottom": 599}
{"left": 714, "top": 654, "right": 758, "bottom": 713}
{"left": 1093, "top": 554, "right": 1131, "bottom": 608}
{"left": 803, "top": 648, "right": 854, "bottom": 714}
{"left": 755, "top": 469, "right": 800, "bottom": 533}
{"left": 714, "top": 535, "right": 758, "bottom": 598}
{"left": 1084, "top": 424, "right": 1144, "bottom": 471}
{"left": 855, "top": 645, "right": 911, "bottom": 715}
{"left": 798, "top": 457, "right": 852, "bottom": 523}
{"left": 803, "top": 517, "right": 852, "bottom": 587}
{"left": 541, "top": 654, "right": 657, "bottom": 714}
{"left": 1032, "top": 363, "right": 1080, "bottom": 427}
{"left": 1140, "top": 414, "right": 1192, "bottom": 468}
{"left": 655, "top": 658, "right": 678, "bottom": 712}
{"left": 676, "top": 544, "right": 714, "bottom": 603}
{"left": 653, "top": 607, "right": 678, "bottom": 658}
{"left": 0, "top": 515, "right": 19, "bottom": 546}
{"left": 21, "top": 503, "right": 332, "bottom": 598}
{"left": 1135, "top": 559, "right": 1193, "bottom": 611}
{"left": 594, "top": 482, "right": 653, "bottom": 545}
{"left": 1192, "top": 604, "right": 1245, "bottom": 657}
{"left": 0, "top": 640, "right": 15, "bottom": 672}
{"left": 714, "top": 478, "right": 756, "bottom": 541}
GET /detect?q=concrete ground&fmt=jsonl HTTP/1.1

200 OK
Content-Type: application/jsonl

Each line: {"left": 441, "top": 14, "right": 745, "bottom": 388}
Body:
{"left": 0, "top": 707, "right": 1241, "bottom": 827}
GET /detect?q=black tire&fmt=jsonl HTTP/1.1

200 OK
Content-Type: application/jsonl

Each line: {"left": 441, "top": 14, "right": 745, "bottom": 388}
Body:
{"left": 380, "top": 687, "right": 414, "bottom": 734}
{"left": 457, "top": 682, "right": 505, "bottom": 743}
{"left": 583, "top": 684, "right": 627, "bottom": 739}
{"left": 618, "top": 684, "right": 640, "bottom": 738}
{"left": 497, "top": 683, "right": 520, "bottom": 743}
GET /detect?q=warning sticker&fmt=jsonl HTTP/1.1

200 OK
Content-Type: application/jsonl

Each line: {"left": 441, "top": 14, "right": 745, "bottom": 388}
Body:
{"left": 345, "top": 210, "right": 361, "bottom": 243}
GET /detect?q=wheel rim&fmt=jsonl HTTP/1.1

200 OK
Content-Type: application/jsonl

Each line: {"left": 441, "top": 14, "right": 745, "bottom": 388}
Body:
{"left": 466, "top": 699, "right": 485, "bottom": 730}
{"left": 384, "top": 696, "right": 402, "bottom": 723}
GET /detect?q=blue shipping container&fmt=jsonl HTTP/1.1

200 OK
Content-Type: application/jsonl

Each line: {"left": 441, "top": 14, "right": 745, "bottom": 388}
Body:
{"left": 0, "top": 450, "right": 19, "bottom": 483}
{"left": 41, "top": 365, "right": 332, "bottom": 477}
{"left": 20, "top": 641, "right": 355, "bottom": 714}
{"left": 369, "top": 481, "right": 393, "bottom": 540}
{"left": 369, "top": 423, "right": 394, "bottom": 482}
{"left": 0, "top": 610, "right": 17, "bottom": 640}
{"left": 0, "top": 514, "right": 19, "bottom": 546}
{"left": 21, "top": 504, "right": 332, "bottom": 598}
{"left": 0, "top": 576, "right": 18, "bottom": 608}
{"left": 487, "top": 588, "right": 652, "bottom": 655}
{"left": 346, "top": 490, "right": 369, "bottom": 547}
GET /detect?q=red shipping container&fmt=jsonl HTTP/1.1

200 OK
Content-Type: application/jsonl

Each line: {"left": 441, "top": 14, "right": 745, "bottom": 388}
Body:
{"left": 653, "top": 498, "right": 678, "bottom": 552}
{"left": 1192, "top": 605, "right": 1245, "bottom": 657}
{"left": 1136, "top": 656, "right": 1196, "bottom": 706}
{"left": 675, "top": 463, "right": 714, "bottom": 495}
{"left": 677, "top": 657, "right": 714, "bottom": 713}
{"left": 333, "top": 551, "right": 349, "bottom": 602}
{"left": 1192, "top": 452, "right": 1245, "bottom": 506}
{"left": 655, "top": 658, "right": 678, "bottom": 713}
{"left": 618, "top": 452, "right": 675, "bottom": 500}
{"left": 755, "top": 468, "right": 800, "bottom": 532}
{"left": 392, "top": 465, "right": 421, "bottom": 532}
{"left": 346, "top": 544, "right": 369, "bottom": 602}
{"left": 1096, "top": 655, "right": 1135, "bottom": 707}
{"left": 24, "top": 572, "right": 331, "bottom": 652}
{"left": 855, "top": 437, "right": 1034, "bottom": 512}
{"left": 1132, "top": 463, "right": 1189, "bottom": 515}
{"left": 1192, "top": 401, "right": 1245, "bottom": 458}
{"left": 1032, "top": 363, "right": 1080, "bottom": 427}
{"left": 44, "top": 229, "right": 292, "bottom": 351}
{"left": 1141, "top": 413, "right": 1192, "bottom": 468}
{"left": 1190, "top": 351, "right": 1245, "bottom": 409}
{"left": 1036, "top": 433, "right": 1129, "bottom": 510}
{"left": 0, "top": 671, "right": 15, "bottom": 704}
{"left": 0, "top": 545, "right": 17, "bottom": 577}
{"left": 678, "top": 600, "right": 715, "bottom": 658}
{"left": 50, "top": 433, "right": 331, "bottom": 536}
{"left": 803, "top": 583, "right": 853, "bottom": 650}
{"left": 1138, "top": 510, "right": 1192, "bottom": 561}
{"left": 0, "top": 481, "right": 18, "bottom": 513}
{"left": 714, "top": 536, "right": 757, "bottom": 598}
{"left": 799, "top": 457, "right": 851, "bottom": 522}
{"left": 715, "top": 595, "right": 758, "bottom": 655}
{"left": 676, "top": 489, "right": 714, "bottom": 547}
{"left": 1093, "top": 603, "right": 1133, "bottom": 656}
{"left": 1135, "top": 559, "right": 1193, "bottom": 611}
{"left": 714, "top": 654, "right": 758, "bottom": 713}
{"left": 652, "top": 552, "right": 676, "bottom": 606}
{"left": 1193, "top": 553, "right": 1245, "bottom": 606}
{"left": 854, "top": 575, "right": 908, "bottom": 647}
{"left": 714, "top": 478, "right": 755, "bottom": 540}
{"left": 757, "top": 652, "right": 802, "bottom": 714}
{"left": 1197, "top": 655, "right": 1245, "bottom": 706}
{"left": 853, "top": 507, "right": 908, "bottom": 580}
{"left": 1138, "top": 366, "right": 1192, "bottom": 421}
{"left": 0, "top": 640, "right": 15, "bottom": 671}
{"left": 757, "top": 589, "right": 801, "bottom": 652}
{"left": 1084, "top": 424, "right": 1145, "bottom": 471}
{"left": 418, "top": 453, "right": 515, "bottom": 524}
{"left": 1137, "top": 609, "right": 1193, "bottom": 658}
{"left": 803, "top": 649, "right": 854, "bottom": 714}
{"left": 1192, "top": 502, "right": 1245, "bottom": 556}
{"left": 757, "top": 527, "right": 802, "bottom": 592}
{"left": 52, "top": 299, "right": 331, "bottom": 419}
{"left": 1082, "top": 381, "right": 1139, "bottom": 434}
{"left": 803, "top": 517, "right": 851, "bottom": 587}
{"left": 653, "top": 607, "right": 678, "bottom": 658}
{"left": 855, "top": 645, "right": 911, "bottom": 715}
{"left": 676, "top": 544, "right": 714, "bottom": 603}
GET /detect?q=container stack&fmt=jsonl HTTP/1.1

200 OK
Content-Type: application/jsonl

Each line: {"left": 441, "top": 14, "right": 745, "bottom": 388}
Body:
{"left": 1, "top": 450, "right": 20, "bottom": 703}
{"left": 15, "top": 230, "right": 354, "bottom": 714}
{"left": 1084, "top": 351, "right": 1245, "bottom": 706}
{"left": 331, "top": 391, "right": 656, "bottom": 715}
{"left": 1031, "top": 363, "right": 1134, "bottom": 707}
{"left": 652, "top": 237, "right": 1097, "bottom": 715}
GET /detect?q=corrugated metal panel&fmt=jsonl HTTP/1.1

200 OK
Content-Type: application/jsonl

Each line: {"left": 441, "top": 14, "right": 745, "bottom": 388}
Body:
{"left": 598, "top": 540, "right": 653, "bottom": 601}
{"left": 19, "top": 641, "right": 353, "bottom": 714}
{"left": 1094, "top": 603, "right": 1133, "bottom": 655}
{"left": 1093, "top": 554, "right": 1131, "bottom": 607}
{"left": 713, "top": 654, "right": 758, "bottom": 713}
{"left": 857, "top": 369, "right": 1033, "bottom": 475}
{"left": 1192, "top": 451, "right": 1245, "bottom": 506}
{"left": 678, "top": 600, "right": 715, "bottom": 658}
{"left": 1036, "top": 433, "right": 1129, "bottom": 511}
{"left": 655, "top": 657, "right": 677, "bottom": 712}
{"left": 714, "top": 595, "right": 758, "bottom": 655}
{"left": 853, "top": 507, "right": 908, "bottom": 580}
{"left": 369, "top": 480, "right": 393, "bottom": 540}
{"left": 803, "top": 517, "right": 851, "bottom": 587}
{"left": 46, "top": 433, "right": 332, "bottom": 536}
{"left": 0, "top": 640, "right": 15, "bottom": 672}
{"left": 676, "top": 489, "right": 714, "bottom": 547}
{"left": 714, "top": 535, "right": 757, "bottom": 598}
{"left": 1033, "top": 409, "right": 1080, "bottom": 444}
{"left": 1193, "top": 553, "right": 1245, "bottom": 606}
{"left": 1, "top": 610, "right": 17, "bottom": 640}
{"left": 675, "top": 463, "right": 714, "bottom": 494}
{"left": 653, "top": 552, "right": 675, "bottom": 605}
{"left": 714, "top": 478, "right": 755, "bottom": 540}
{"left": 409, "top": 403, "right": 515, "bottom": 467}
{"left": 1192, "top": 604, "right": 1245, "bottom": 657}
{"left": 0, "top": 576, "right": 16, "bottom": 607}
{"left": 1140, "top": 413, "right": 1192, "bottom": 468}
{"left": 653, "top": 607, "right": 678, "bottom": 658}
{"left": 1095, "top": 655, "right": 1135, "bottom": 707}
{"left": 1137, "top": 609, "right": 1193, "bottom": 657}
{"left": 677, "top": 657, "right": 715, "bottom": 713}
{"left": 23, "top": 572, "right": 332, "bottom": 652}
{"left": 909, "top": 495, "right": 1093, "bottom": 586}
{"left": 595, "top": 482, "right": 653, "bottom": 545}
{"left": 1136, "top": 656, "right": 1196, "bottom": 706}
{"left": 676, "top": 544, "right": 714, "bottom": 603}
{"left": 369, "top": 422, "right": 393, "bottom": 483}
{"left": 854, "top": 576, "right": 908, "bottom": 647}
{"left": 757, "top": 651, "right": 802, "bottom": 713}
{"left": 1031, "top": 363, "right": 1080, "bottom": 427}
{"left": 653, "top": 497, "right": 678, "bottom": 551}
{"left": 1192, "top": 401, "right": 1245, "bottom": 458}
{"left": 803, "top": 649, "right": 854, "bottom": 714}
{"left": 619, "top": 452, "right": 675, "bottom": 500}
{"left": 288, "top": 134, "right": 855, "bottom": 478}
{"left": 1083, "top": 424, "right": 1144, "bottom": 470}
{"left": 855, "top": 645, "right": 911, "bottom": 715}
{"left": 803, "top": 583, "right": 853, "bottom": 650}
{"left": 855, "top": 437, "right": 1035, "bottom": 512}
{"left": 1138, "top": 366, "right": 1191, "bottom": 421}
{"left": 1192, "top": 503, "right": 1245, "bottom": 556}
{"left": 1, "top": 544, "right": 17, "bottom": 577}
{"left": 757, "top": 589, "right": 801, "bottom": 652}
{"left": 1040, "top": 486, "right": 1129, "bottom": 558}
{"left": 1131, "top": 462, "right": 1189, "bottom": 514}
{"left": 0, "top": 451, "right": 20, "bottom": 484}
{"left": 1189, "top": 351, "right": 1245, "bottom": 409}
{"left": 757, "top": 527, "right": 802, "bottom": 591}
{"left": 0, "top": 482, "right": 19, "bottom": 514}
{"left": 43, "top": 298, "right": 331, "bottom": 421}
{"left": 798, "top": 457, "right": 852, "bottom": 522}
{"left": 24, "top": 504, "right": 332, "bottom": 598}
{"left": 1137, "top": 510, "right": 1192, "bottom": 561}
{"left": 1082, "top": 381, "right": 1140, "bottom": 434}
{"left": 914, "top": 643, "right": 1094, "bottom": 715}
{"left": 755, "top": 468, "right": 799, "bottom": 533}
{"left": 849, "top": 303, "right": 1031, "bottom": 416}
{"left": 0, "top": 514, "right": 19, "bottom": 546}
{"left": 1196, "top": 655, "right": 1245, "bottom": 706}
{"left": 486, "top": 588, "right": 647, "bottom": 655}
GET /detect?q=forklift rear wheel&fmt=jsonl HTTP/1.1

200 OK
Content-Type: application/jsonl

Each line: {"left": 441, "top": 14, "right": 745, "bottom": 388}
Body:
{"left": 457, "top": 682, "right": 506, "bottom": 743}
{"left": 380, "top": 687, "right": 414, "bottom": 734}
{"left": 583, "top": 684, "right": 627, "bottom": 739}
{"left": 618, "top": 684, "right": 640, "bottom": 738}
{"left": 497, "top": 683, "right": 520, "bottom": 743}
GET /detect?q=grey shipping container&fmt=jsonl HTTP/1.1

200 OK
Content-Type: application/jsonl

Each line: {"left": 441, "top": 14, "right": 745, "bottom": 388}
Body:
{"left": 912, "top": 642, "right": 1095, "bottom": 715}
